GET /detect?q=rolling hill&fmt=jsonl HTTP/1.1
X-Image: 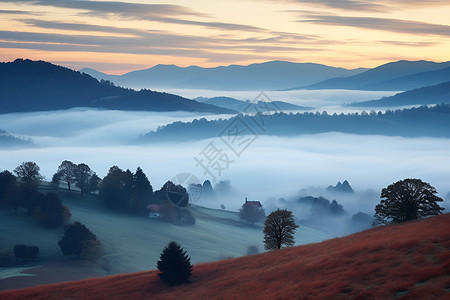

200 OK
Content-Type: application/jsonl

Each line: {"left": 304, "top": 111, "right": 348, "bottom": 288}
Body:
{"left": 0, "top": 185, "right": 330, "bottom": 290}
{"left": 350, "top": 81, "right": 450, "bottom": 107}
{"left": 80, "top": 61, "right": 367, "bottom": 91}
{"left": 0, "top": 59, "right": 234, "bottom": 114}
{"left": 1, "top": 213, "right": 448, "bottom": 299}
{"left": 194, "top": 96, "right": 312, "bottom": 112}
{"left": 299, "top": 60, "right": 450, "bottom": 91}
{"left": 140, "top": 104, "right": 450, "bottom": 142}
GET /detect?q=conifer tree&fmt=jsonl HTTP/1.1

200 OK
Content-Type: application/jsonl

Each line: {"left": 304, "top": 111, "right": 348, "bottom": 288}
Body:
{"left": 157, "top": 241, "right": 192, "bottom": 285}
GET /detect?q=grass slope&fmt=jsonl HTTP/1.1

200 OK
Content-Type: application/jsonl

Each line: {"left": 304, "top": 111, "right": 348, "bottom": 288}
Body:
{"left": 0, "top": 186, "right": 329, "bottom": 288}
{"left": 1, "top": 214, "right": 449, "bottom": 299}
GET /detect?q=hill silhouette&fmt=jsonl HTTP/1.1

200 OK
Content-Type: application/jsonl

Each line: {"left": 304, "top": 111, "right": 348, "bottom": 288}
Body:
{"left": 81, "top": 60, "right": 367, "bottom": 90}
{"left": 350, "top": 81, "right": 450, "bottom": 107}
{"left": 0, "top": 59, "right": 235, "bottom": 114}
{"left": 1, "top": 213, "right": 448, "bottom": 299}
{"left": 141, "top": 104, "right": 450, "bottom": 142}
{"left": 194, "top": 96, "right": 312, "bottom": 112}
{"left": 300, "top": 60, "right": 450, "bottom": 91}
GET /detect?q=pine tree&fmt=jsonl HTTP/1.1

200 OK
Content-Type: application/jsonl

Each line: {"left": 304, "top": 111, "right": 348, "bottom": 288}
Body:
{"left": 157, "top": 241, "right": 193, "bottom": 285}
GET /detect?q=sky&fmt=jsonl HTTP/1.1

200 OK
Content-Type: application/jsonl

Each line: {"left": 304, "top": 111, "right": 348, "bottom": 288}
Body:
{"left": 1, "top": 0, "right": 450, "bottom": 74}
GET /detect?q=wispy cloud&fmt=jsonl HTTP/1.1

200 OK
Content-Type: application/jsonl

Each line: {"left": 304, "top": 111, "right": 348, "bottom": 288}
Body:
{"left": 3, "top": 0, "right": 264, "bottom": 32}
{"left": 282, "top": 0, "right": 450, "bottom": 12}
{"left": 0, "top": 9, "right": 40, "bottom": 15}
{"left": 299, "top": 14, "right": 450, "bottom": 37}
{"left": 287, "top": 0, "right": 387, "bottom": 12}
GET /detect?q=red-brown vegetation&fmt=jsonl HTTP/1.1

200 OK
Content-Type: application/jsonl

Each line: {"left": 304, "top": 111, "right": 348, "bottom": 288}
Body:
{"left": 1, "top": 214, "right": 449, "bottom": 299}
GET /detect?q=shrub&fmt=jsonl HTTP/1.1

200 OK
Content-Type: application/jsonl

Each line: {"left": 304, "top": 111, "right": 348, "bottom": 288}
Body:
{"left": 13, "top": 245, "right": 39, "bottom": 260}
{"left": 246, "top": 245, "right": 259, "bottom": 255}
{"left": 157, "top": 241, "right": 193, "bottom": 285}
{"left": 58, "top": 222, "right": 97, "bottom": 257}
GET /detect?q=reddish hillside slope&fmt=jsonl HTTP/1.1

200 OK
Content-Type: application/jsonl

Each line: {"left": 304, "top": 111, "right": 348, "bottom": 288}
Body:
{"left": 1, "top": 214, "right": 449, "bottom": 299}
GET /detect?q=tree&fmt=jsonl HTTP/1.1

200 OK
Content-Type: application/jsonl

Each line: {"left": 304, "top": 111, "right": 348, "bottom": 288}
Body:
{"left": 263, "top": 209, "right": 299, "bottom": 250}
{"left": 87, "top": 172, "right": 101, "bottom": 194}
{"left": 50, "top": 172, "right": 61, "bottom": 188}
{"left": 239, "top": 201, "right": 265, "bottom": 224}
{"left": 31, "top": 192, "right": 67, "bottom": 228}
{"left": 0, "top": 171, "right": 18, "bottom": 212}
{"left": 58, "top": 222, "right": 97, "bottom": 257}
{"left": 74, "top": 163, "right": 92, "bottom": 195}
{"left": 57, "top": 160, "right": 76, "bottom": 191}
{"left": 157, "top": 241, "right": 193, "bottom": 285}
{"left": 13, "top": 161, "right": 43, "bottom": 185}
{"left": 163, "top": 180, "right": 189, "bottom": 207}
{"left": 99, "top": 166, "right": 129, "bottom": 211}
{"left": 129, "top": 167, "right": 153, "bottom": 216}
{"left": 374, "top": 178, "right": 444, "bottom": 225}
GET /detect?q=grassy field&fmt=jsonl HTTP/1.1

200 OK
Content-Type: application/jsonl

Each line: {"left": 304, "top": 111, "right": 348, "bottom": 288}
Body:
{"left": 1, "top": 213, "right": 448, "bottom": 299}
{"left": 0, "top": 185, "right": 330, "bottom": 288}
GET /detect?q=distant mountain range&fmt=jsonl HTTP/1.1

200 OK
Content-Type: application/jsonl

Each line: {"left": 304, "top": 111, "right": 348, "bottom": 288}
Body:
{"left": 299, "top": 60, "right": 450, "bottom": 91}
{"left": 82, "top": 60, "right": 450, "bottom": 92}
{"left": 350, "top": 81, "right": 450, "bottom": 107}
{"left": 194, "top": 96, "right": 312, "bottom": 112}
{"left": 80, "top": 61, "right": 368, "bottom": 91}
{"left": 0, "top": 59, "right": 235, "bottom": 114}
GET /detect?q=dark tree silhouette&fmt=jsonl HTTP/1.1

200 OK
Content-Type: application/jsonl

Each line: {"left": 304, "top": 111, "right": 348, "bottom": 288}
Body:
{"left": 129, "top": 167, "right": 153, "bottom": 216}
{"left": 87, "top": 172, "right": 101, "bottom": 194}
{"left": 374, "top": 178, "right": 444, "bottom": 225}
{"left": 0, "top": 171, "right": 18, "bottom": 212}
{"left": 57, "top": 160, "right": 76, "bottom": 191}
{"left": 99, "top": 166, "right": 129, "bottom": 211}
{"left": 74, "top": 163, "right": 92, "bottom": 195}
{"left": 13, "top": 245, "right": 39, "bottom": 260}
{"left": 239, "top": 202, "right": 265, "bottom": 224}
{"left": 30, "top": 192, "right": 67, "bottom": 228}
{"left": 157, "top": 241, "right": 193, "bottom": 285}
{"left": 13, "top": 161, "right": 43, "bottom": 185}
{"left": 58, "top": 222, "right": 97, "bottom": 257}
{"left": 51, "top": 172, "right": 61, "bottom": 188}
{"left": 263, "top": 209, "right": 299, "bottom": 250}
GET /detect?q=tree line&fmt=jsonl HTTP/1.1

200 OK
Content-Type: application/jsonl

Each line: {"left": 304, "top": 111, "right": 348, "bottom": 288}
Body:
{"left": 143, "top": 103, "right": 450, "bottom": 142}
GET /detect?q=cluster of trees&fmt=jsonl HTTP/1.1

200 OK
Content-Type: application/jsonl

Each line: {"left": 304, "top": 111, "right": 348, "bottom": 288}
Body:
{"left": 144, "top": 103, "right": 450, "bottom": 142}
{"left": 0, "top": 162, "right": 71, "bottom": 228}
{"left": 239, "top": 200, "right": 266, "bottom": 224}
{"left": 297, "top": 196, "right": 345, "bottom": 216}
{"left": 52, "top": 160, "right": 101, "bottom": 195}
{"left": 98, "top": 166, "right": 195, "bottom": 225}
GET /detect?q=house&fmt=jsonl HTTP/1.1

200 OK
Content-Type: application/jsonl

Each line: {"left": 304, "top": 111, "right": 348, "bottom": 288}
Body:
{"left": 242, "top": 197, "right": 263, "bottom": 209}
{"left": 147, "top": 204, "right": 161, "bottom": 219}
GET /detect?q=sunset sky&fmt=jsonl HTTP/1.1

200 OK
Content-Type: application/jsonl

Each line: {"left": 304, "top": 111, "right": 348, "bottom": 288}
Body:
{"left": 1, "top": 0, "right": 450, "bottom": 74}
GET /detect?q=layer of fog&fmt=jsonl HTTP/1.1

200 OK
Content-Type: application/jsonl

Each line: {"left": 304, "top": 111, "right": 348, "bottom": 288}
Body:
{"left": 1, "top": 106, "right": 449, "bottom": 236}
{"left": 156, "top": 88, "right": 400, "bottom": 111}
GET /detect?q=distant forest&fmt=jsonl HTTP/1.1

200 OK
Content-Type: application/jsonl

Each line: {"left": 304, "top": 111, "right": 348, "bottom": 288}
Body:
{"left": 141, "top": 104, "right": 450, "bottom": 142}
